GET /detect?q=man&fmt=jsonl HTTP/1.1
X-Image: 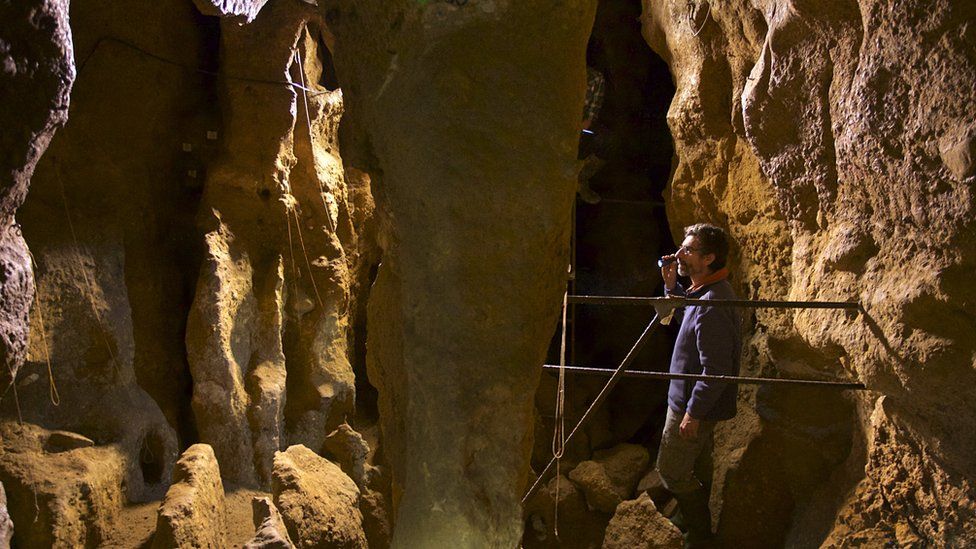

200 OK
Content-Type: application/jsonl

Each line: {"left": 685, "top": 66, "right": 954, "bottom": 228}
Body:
{"left": 657, "top": 223, "right": 741, "bottom": 548}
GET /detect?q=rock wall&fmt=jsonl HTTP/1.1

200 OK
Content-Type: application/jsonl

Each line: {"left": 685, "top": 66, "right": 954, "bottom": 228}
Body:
{"left": 4, "top": 0, "right": 973, "bottom": 546}
{"left": 643, "top": 0, "right": 975, "bottom": 545}
{"left": 323, "top": 1, "right": 597, "bottom": 545}
{"left": 2, "top": 0, "right": 378, "bottom": 545}
{"left": 0, "top": 0, "right": 73, "bottom": 403}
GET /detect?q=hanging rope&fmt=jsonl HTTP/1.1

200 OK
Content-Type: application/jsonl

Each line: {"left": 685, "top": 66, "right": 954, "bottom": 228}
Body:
{"left": 688, "top": 0, "right": 712, "bottom": 37}
{"left": 293, "top": 46, "right": 337, "bottom": 236}
{"left": 27, "top": 249, "right": 60, "bottom": 407}
{"left": 290, "top": 206, "right": 325, "bottom": 310}
{"left": 54, "top": 161, "right": 121, "bottom": 378}
{"left": 550, "top": 282, "right": 569, "bottom": 539}
{"left": 524, "top": 312, "right": 664, "bottom": 503}
{"left": 0, "top": 226, "right": 60, "bottom": 407}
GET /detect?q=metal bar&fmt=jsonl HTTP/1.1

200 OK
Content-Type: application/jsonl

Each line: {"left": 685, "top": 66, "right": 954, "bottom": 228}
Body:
{"left": 594, "top": 198, "right": 666, "bottom": 207}
{"left": 522, "top": 312, "right": 662, "bottom": 503}
{"left": 568, "top": 295, "right": 860, "bottom": 310}
{"left": 542, "top": 364, "right": 865, "bottom": 390}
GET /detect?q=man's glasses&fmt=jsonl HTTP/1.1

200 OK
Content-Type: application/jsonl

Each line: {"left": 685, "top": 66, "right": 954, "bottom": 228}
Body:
{"left": 677, "top": 245, "right": 703, "bottom": 255}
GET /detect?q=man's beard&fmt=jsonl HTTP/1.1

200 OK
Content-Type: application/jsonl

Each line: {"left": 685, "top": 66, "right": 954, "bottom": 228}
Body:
{"left": 677, "top": 261, "right": 689, "bottom": 277}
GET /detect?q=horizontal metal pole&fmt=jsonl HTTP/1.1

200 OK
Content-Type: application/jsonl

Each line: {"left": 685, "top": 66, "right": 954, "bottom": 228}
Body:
{"left": 542, "top": 364, "right": 866, "bottom": 390}
{"left": 568, "top": 295, "right": 861, "bottom": 310}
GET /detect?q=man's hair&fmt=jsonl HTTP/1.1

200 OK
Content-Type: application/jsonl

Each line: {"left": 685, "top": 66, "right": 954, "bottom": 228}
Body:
{"left": 684, "top": 223, "right": 730, "bottom": 271}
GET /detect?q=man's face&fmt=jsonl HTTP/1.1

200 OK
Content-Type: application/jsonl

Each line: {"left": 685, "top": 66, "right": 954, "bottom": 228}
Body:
{"left": 676, "top": 236, "right": 713, "bottom": 278}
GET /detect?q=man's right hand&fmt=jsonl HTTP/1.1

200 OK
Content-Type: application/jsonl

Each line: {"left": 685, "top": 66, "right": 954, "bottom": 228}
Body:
{"left": 661, "top": 254, "right": 678, "bottom": 291}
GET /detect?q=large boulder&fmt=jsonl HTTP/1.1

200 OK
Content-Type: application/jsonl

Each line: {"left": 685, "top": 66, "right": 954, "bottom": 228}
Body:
{"left": 523, "top": 474, "right": 608, "bottom": 549}
{"left": 602, "top": 492, "right": 682, "bottom": 549}
{"left": 323, "top": 422, "right": 370, "bottom": 487}
{"left": 570, "top": 460, "right": 624, "bottom": 514}
{"left": 0, "top": 424, "right": 128, "bottom": 547}
{"left": 271, "top": 445, "right": 366, "bottom": 548}
{"left": 570, "top": 443, "right": 651, "bottom": 513}
{"left": 152, "top": 444, "right": 227, "bottom": 549}
{"left": 593, "top": 443, "right": 650, "bottom": 500}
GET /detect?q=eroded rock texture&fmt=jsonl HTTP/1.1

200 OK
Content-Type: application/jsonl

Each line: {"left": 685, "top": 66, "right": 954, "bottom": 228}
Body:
{"left": 3, "top": 0, "right": 377, "bottom": 545}
{"left": 185, "top": 0, "right": 370, "bottom": 489}
{"left": 271, "top": 444, "right": 366, "bottom": 548}
{"left": 0, "top": 0, "right": 72, "bottom": 401}
{"left": 244, "top": 496, "right": 296, "bottom": 549}
{"left": 643, "top": 0, "right": 976, "bottom": 545}
{"left": 152, "top": 444, "right": 227, "bottom": 549}
{"left": 323, "top": 1, "right": 597, "bottom": 545}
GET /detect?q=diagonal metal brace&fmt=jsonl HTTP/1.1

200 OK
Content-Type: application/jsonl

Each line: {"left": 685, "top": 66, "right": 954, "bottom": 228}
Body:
{"left": 523, "top": 312, "right": 662, "bottom": 504}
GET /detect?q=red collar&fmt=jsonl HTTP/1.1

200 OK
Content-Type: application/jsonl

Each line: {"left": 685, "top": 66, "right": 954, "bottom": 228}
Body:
{"left": 687, "top": 267, "right": 729, "bottom": 294}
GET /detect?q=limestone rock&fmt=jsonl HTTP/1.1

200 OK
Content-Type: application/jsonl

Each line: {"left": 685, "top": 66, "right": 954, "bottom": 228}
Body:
{"left": 152, "top": 444, "right": 227, "bottom": 549}
{"left": 191, "top": 0, "right": 269, "bottom": 22}
{"left": 593, "top": 443, "right": 650, "bottom": 500}
{"left": 326, "top": 1, "right": 598, "bottom": 544}
{"left": 244, "top": 497, "right": 295, "bottom": 549}
{"left": 523, "top": 474, "right": 608, "bottom": 549}
{"left": 569, "top": 460, "right": 623, "bottom": 514}
{"left": 185, "top": 1, "right": 364, "bottom": 487}
{"left": 0, "top": 482, "right": 12, "bottom": 548}
{"left": 939, "top": 130, "right": 976, "bottom": 181}
{"left": 0, "top": 0, "right": 72, "bottom": 408}
{"left": 643, "top": 0, "right": 976, "bottom": 545}
{"left": 358, "top": 464, "right": 392, "bottom": 549}
{"left": 323, "top": 422, "right": 369, "bottom": 487}
{"left": 271, "top": 445, "right": 366, "bottom": 548}
{"left": 568, "top": 443, "right": 651, "bottom": 514}
{"left": 0, "top": 423, "right": 127, "bottom": 547}
{"left": 602, "top": 492, "right": 682, "bottom": 549}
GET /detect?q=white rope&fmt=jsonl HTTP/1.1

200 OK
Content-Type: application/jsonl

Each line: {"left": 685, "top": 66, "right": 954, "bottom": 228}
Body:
{"left": 689, "top": 0, "right": 711, "bottom": 37}
{"left": 550, "top": 268, "right": 570, "bottom": 539}
{"left": 293, "top": 45, "right": 337, "bottom": 235}
{"left": 54, "top": 160, "right": 121, "bottom": 378}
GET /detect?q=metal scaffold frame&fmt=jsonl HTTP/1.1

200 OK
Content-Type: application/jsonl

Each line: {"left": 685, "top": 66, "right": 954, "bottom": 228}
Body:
{"left": 524, "top": 294, "right": 864, "bottom": 503}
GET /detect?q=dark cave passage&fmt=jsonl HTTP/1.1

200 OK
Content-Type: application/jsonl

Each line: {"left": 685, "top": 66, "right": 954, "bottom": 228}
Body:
{"left": 528, "top": 0, "right": 678, "bottom": 545}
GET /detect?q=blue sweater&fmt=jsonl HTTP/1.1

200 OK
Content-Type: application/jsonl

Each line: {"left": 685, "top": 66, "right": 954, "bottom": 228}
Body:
{"left": 666, "top": 279, "right": 742, "bottom": 421}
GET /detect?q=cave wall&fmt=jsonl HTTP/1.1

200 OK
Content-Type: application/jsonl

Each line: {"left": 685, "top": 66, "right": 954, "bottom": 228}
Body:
{"left": 0, "top": 0, "right": 72, "bottom": 400}
{"left": 3, "top": 0, "right": 974, "bottom": 546}
{"left": 643, "top": 0, "right": 975, "bottom": 545}
{"left": 1, "top": 0, "right": 379, "bottom": 544}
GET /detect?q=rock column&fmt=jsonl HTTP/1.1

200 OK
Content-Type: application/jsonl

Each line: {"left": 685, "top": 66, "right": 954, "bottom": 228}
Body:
{"left": 325, "top": 1, "right": 597, "bottom": 546}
